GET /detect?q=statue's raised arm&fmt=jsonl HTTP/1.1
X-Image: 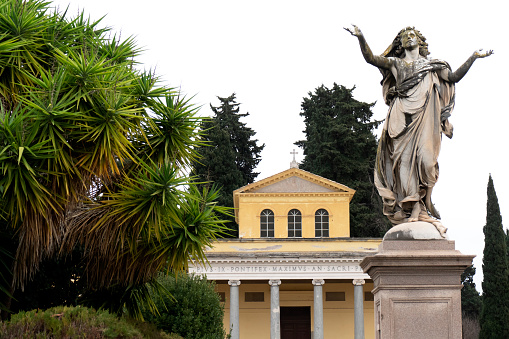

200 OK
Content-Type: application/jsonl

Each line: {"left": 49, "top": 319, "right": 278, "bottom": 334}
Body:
{"left": 347, "top": 26, "right": 493, "bottom": 237}
{"left": 344, "top": 25, "right": 394, "bottom": 70}
{"left": 440, "top": 49, "right": 494, "bottom": 83}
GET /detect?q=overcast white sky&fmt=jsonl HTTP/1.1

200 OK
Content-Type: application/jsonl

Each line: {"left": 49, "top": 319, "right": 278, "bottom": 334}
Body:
{"left": 51, "top": 0, "right": 507, "bottom": 291}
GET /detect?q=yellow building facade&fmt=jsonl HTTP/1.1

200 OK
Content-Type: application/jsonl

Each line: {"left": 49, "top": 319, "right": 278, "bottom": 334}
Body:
{"left": 189, "top": 167, "right": 381, "bottom": 339}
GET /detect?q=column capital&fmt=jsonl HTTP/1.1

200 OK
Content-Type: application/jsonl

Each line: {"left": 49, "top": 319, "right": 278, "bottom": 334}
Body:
{"left": 268, "top": 279, "right": 281, "bottom": 286}
{"left": 312, "top": 279, "right": 325, "bottom": 286}
{"left": 228, "top": 279, "right": 241, "bottom": 287}
{"left": 352, "top": 279, "right": 365, "bottom": 286}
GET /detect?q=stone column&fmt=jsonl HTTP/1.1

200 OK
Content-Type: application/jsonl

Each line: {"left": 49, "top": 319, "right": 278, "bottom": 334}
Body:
{"left": 269, "top": 279, "right": 281, "bottom": 339}
{"left": 228, "top": 280, "right": 241, "bottom": 339}
{"left": 312, "top": 279, "right": 325, "bottom": 339}
{"left": 353, "top": 279, "right": 365, "bottom": 339}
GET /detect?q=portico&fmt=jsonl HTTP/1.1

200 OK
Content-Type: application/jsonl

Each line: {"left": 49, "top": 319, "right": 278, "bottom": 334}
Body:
{"left": 189, "top": 167, "right": 382, "bottom": 338}
{"left": 189, "top": 238, "right": 377, "bottom": 339}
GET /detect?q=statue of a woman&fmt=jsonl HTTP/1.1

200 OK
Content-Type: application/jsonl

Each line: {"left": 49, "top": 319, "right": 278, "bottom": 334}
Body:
{"left": 345, "top": 25, "right": 492, "bottom": 235}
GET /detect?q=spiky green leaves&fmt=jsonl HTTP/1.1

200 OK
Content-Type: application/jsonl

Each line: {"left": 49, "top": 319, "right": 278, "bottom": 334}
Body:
{"left": 64, "top": 169, "right": 229, "bottom": 288}
{"left": 0, "top": 0, "right": 227, "bottom": 301}
{"left": 0, "top": 104, "right": 56, "bottom": 224}
{"left": 145, "top": 94, "right": 203, "bottom": 168}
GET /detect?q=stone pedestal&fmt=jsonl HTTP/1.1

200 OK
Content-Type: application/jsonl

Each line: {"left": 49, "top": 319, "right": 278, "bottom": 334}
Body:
{"left": 360, "top": 222, "right": 474, "bottom": 339}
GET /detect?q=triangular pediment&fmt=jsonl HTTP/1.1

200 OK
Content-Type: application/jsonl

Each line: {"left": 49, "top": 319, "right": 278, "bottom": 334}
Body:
{"left": 232, "top": 168, "right": 355, "bottom": 225}
{"left": 251, "top": 176, "right": 335, "bottom": 193}
{"left": 234, "top": 168, "right": 355, "bottom": 195}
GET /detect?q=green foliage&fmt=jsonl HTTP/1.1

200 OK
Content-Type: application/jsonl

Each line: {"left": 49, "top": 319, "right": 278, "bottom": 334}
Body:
{"left": 9, "top": 185, "right": 229, "bottom": 320}
{"left": 479, "top": 175, "right": 509, "bottom": 339}
{"left": 0, "top": 0, "right": 228, "bottom": 319}
{"left": 0, "top": 306, "right": 173, "bottom": 338}
{"left": 142, "top": 273, "right": 227, "bottom": 339}
{"left": 461, "top": 265, "right": 482, "bottom": 318}
{"left": 295, "top": 83, "right": 389, "bottom": 237}
{"left": 192, "top": 93, "right": 264, "bottom": 235}
{"left": 506, "top": 229, "right": 509, "bottom": 261}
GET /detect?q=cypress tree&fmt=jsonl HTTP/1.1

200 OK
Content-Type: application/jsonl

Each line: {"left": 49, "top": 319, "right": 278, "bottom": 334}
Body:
{"left": 193, "top": 93, "right": 264, "bottom": 235}
{"left": 479, "top": 175, "right": 509, "bottom": 338}
{"left": 506, "top": 229, "right": 509, "bottom": 260}
{"left": 295, "top": 83, "right": 389, "bottom": 237}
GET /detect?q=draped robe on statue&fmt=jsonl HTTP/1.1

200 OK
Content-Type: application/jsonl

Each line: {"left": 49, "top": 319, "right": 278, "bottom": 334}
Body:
{"left": 374, "top": 57, "right": 455, "bottom": 225}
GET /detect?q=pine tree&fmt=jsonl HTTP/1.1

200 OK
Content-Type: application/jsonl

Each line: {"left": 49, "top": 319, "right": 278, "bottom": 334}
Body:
{"left": 479, "top": 175, "right": 509, "bottom": 338}
{"left": 193, "top": 93, "right": 264, "bottom": 235}
{"left": 295, "top": 83, "right": 389, "bottom": 237}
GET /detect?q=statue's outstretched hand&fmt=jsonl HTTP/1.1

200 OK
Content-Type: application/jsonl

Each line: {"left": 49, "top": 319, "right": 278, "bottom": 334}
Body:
{"left": 473, "top": 49, "right": 494, "bottom": 59}
{"left": 344, "top": 24, "right": 363, "bottom": 38}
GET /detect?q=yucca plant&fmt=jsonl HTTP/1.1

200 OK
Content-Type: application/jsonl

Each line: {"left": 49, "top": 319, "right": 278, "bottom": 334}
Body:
{"left": 0, "top": 0, "right": 228, "bottom": 318}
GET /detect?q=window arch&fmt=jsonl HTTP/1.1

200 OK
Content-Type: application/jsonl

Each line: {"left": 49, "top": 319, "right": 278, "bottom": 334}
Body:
{"left": 288, "top": 209, "right": 302, "bottom": 238}
{"left": 315, "top": 209, "right": 329, "bottom": 237}
{"left": 260, "top": 209, "right": 274, "bottom": 238}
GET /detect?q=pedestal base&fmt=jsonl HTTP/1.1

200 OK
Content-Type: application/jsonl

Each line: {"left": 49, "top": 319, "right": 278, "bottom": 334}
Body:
{"left": 360, "top": 222, "right": 474, "bottom": 339}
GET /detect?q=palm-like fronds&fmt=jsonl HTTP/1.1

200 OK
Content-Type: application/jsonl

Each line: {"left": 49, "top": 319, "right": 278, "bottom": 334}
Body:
{"left": 0, "top": 103, "right": 64, "bottom": 286}
{"left": 0, "top": 0, "right": 55, "bottom": 108}
{"left": 131, "top": 70, "right": 167, "bottom": 105}
{"left": 63, "top": 165, "right": 229, "bottom": 288}
{"left": 142, "top": 93, "right": 205, "bottom": 168}
{"left": 0, "top": 0, "right": 226, "bottom": 311}
{"left": 0, "top": 104, "right": 56, "bottom": 223}
{"left": 22, "top": 67, "right": 79, "bottom": 174}
{"left": 76, "top": 90, "right": 143, "bottom": 176}
{"left": 99, "top": 34, "right": 140, "bottom": 65}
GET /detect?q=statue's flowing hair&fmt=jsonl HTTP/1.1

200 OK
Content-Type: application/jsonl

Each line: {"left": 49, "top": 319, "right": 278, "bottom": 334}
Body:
{"left": 379, "top": 27, "right": 430, "bottom": 105}
{"left": 382, "top": 26, "right": 429, "bottom": 58}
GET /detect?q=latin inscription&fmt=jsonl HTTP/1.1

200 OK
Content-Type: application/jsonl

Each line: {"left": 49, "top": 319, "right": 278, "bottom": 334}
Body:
{"left": 190, "top": 264, "right": 363, "bottom": 274}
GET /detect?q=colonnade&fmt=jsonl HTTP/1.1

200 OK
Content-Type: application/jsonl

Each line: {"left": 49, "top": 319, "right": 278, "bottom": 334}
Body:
{"left": 228, "top": 278, "right": 366, "bottom": 339}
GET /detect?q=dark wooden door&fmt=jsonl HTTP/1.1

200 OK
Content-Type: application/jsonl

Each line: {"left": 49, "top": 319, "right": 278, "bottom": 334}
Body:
{"left": 281, "top": 306, "right": 311, "bottom": 339}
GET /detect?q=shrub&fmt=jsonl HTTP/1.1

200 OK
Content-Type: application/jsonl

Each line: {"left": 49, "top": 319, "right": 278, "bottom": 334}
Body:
{"left": 0, "top": 306, "right": 174, "bottom": 338}
{"left": 143, "top": 273, "right": 227, "bottom": 339}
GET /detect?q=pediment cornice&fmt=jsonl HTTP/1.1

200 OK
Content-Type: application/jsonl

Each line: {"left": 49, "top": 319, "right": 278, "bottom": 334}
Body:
{"left": 234, "top": 168, "right": 355, "bottom": 194}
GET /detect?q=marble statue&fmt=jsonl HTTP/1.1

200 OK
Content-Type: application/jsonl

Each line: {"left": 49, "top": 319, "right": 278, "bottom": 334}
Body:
{"left": 345, "top": 25, "right": 492, "bottom": 236}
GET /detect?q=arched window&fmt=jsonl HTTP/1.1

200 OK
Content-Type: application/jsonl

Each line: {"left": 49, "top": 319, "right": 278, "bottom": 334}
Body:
{"left": 260, "top": 209, "right": 274, "bottom": 238}
{"left": 315, "top": 209, "right": 329, "bottom": 237}
{"left": 288, "top": 209, "right": 302, "bottom": 238}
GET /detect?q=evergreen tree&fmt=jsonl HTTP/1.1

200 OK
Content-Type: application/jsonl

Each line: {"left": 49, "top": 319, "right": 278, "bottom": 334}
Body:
{"left": 193, "top": 93, "right": 264, "bottom": 235}
{"left": 0, "top": 0, "right": 228, "bottom": 318}
{"left": 479, "top": 175, "right": 509, "bottom": 338}
{"left": 295, "top": 83, "right": 389, "bottom": 237}
{"left": 506, "top": 229, "right": 509, "bottom": 260}
{"left": 461, "top": 265, "right": 482, "bottom": 318}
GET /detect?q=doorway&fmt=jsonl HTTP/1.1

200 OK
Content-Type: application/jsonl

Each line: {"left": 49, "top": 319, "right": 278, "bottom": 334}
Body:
{"left": 281, "top": 306, "right": 311, "bottom": 339}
